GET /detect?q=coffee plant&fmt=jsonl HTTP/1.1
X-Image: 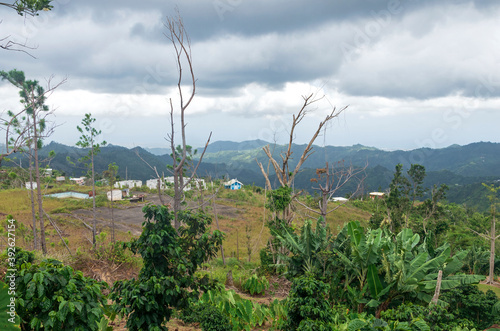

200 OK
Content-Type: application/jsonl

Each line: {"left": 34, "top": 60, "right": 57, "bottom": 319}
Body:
{"left": 111, "top": 205, "right": 224, "bottom": 331}
{"left": 14, "top": 258, "right": 108, "bottom": 330}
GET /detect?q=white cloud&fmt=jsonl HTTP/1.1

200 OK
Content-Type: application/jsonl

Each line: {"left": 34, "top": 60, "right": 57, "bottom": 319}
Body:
{"left": 1, "top": 0, "right": 500, "bottom": 150}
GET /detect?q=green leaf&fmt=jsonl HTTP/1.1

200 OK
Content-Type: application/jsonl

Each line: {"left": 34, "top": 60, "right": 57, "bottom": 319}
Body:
{"left": 348, "top": 318, "right": 367, "bottom": 331}
{"left": 30, "top": 317, "right": 41, "bottom": 330}
{"left": 367, "top": 264, "right": 383, "bottom": 298}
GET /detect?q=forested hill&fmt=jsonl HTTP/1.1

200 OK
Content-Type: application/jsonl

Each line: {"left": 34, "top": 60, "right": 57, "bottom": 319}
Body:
{"left": 198, "top": 140, "right": 500, "bottom": 178}
{"left": 3, "top": 140, "right": 500, "bottom": 210}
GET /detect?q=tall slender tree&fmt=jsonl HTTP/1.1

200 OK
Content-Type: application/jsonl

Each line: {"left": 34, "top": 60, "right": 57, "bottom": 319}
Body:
{"left": 103, "top": 162, "right": 118, "bottom": 243}
{"left": 76, "top": 113, "right": 106, "bottom": 247}
{"left": 0, "top": 69, "right": 63, "bottom": 254}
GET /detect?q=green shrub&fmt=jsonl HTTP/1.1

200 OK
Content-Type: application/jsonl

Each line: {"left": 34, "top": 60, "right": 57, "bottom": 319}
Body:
{"left": 381, "top": 302, "right": 474, "bottom": 331}
{"left": 441, "top": 284, "right": 500, "bottom": 330}
{"left": 282, "top": 274, "right": 335, "bottom": 330}
{"left": 181, "top": 304, "right": 231, "bottom": 331}
{"left": 14, "top": 259, "right": 108, "bottom": 330}
{"left": 242, "top": 274, "right": 269, "bottom": 296}
{"left": 111, "top": 205, "right": 224, "bottom": 331}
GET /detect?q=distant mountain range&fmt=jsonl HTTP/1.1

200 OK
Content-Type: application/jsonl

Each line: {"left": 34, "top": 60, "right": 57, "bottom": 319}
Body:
{"left": 2, "top": 140, "right": 500, "bottom": 211}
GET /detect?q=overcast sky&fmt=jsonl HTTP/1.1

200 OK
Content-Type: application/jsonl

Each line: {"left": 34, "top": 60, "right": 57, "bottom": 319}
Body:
{"left": 1, "top": 0, "right": 499, "bottom": 151}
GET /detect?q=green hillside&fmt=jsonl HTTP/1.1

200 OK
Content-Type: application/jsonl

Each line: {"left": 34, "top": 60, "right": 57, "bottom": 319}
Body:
{"left": 3, "top": 140, "right": 500, "bottom": 210}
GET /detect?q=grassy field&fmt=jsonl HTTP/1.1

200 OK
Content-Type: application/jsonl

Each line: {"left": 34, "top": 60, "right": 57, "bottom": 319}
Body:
{"left": 0, "top": 184, "right": 372, "bottom": 281}
{"left": 206, "top": 188, "right": 371, "bottom": 263}
{"left": 477, "top": 283, "right": 500, "bottom": 298}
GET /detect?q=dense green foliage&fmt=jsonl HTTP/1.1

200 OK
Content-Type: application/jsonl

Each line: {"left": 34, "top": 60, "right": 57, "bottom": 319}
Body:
{"left": 441, "top": 285, "right": 500, "bottom": 330}
{"left": 13, "top": 256, "right": 108, "bottom": 330}
{"left": 193, "top": 288, "right": 280, "bottom": 331}
{"left": 180, "top": 303, "right": 231, "bottom": 331}
{"left": 0, "top": 280, "right": 21, "bottom": 330}
{"left": 242, "top": 274, "right": 269, "bottom": 296}
{"left": 281, "top": 274, "right": 336, "bottom": 330}
{"left": 111, "top": 204, "right": 224, "bottom": 331}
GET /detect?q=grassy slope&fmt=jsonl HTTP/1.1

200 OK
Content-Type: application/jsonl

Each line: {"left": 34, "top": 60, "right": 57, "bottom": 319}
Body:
{"left": 0, "top": 186, "right": 135, "bottom": 255}
{"left": 477, "top": 284, "right": 500, "bottom": 298}
{"left": 208, "top": 188, "right": 372, "bottom": 263}
{"left": 1, "top": 185, "right": 372, "bottom": 264}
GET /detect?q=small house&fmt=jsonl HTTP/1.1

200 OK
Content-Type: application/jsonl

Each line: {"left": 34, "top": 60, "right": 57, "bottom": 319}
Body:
{"left": 70, "top": 177, "right": 85, "bottom": 186}
{"left": 331, "top": 197, "right": 348, "bottom": 202}
{"left": 146, "top": 178, "right": 164, "bottom": 190}
{"left": 107, "top": 189, "right": 123, "bottom": 201}
{"left": 41, "top": 168, "right": 53, "bottom": 177}
{"left": 114, "top": 180, "right": 142, "bottom": 189}
{"left": 56, "top": 176, "right": 65, "bottom": 182}
{"left": 369, "top": 192, "right": 385, "bottom": 200}
{"left": 25, "top": 182, "right": 37, "bottom": 189}
{"left": 224, "top": 179, "right": 243, "bottom": 190}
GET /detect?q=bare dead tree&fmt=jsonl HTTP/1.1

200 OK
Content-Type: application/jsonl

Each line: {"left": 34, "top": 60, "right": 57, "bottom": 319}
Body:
{"left": 296, "top": 160, "right": 367, "bottom": 227}
{"left": 163, "top": 13, "right": 212, "bottom": 229}
{"left": 468, "top": 183, "right": 499, "bottom": 284}
{"left": 0, "top": 34, "right": 37, "bottom": 58}
{"left": 256, "top": 93, "right": 347, "bottom": 224}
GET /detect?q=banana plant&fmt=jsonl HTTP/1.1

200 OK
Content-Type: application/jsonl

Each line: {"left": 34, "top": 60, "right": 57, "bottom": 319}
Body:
{"left": 199, "top": 288, "right": 273, "bottom": 330}
{"left": 333, "top": 221, "right": 390, "bottom": 312}
{"left": 274, "top": 216, "right": 330, "bottom": 277}
{"left": 367, "top": 228, "right": 485, "bottom": 317}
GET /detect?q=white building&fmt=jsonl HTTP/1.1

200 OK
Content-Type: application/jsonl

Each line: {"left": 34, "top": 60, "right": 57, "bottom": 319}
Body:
{"left": 146, "top": 178, "right": 164, "bottom": 190}
{"left": 331, "top": 197, "right": 349, "bottom": 202}
{"left": 146, "top": 177, "right": 206, "bottom": 191}
{"left": 70, "top": 177, "right": 85, "bottom": 185}
{"left": 25, "top": 182, "right": 37, "bottom": 189}
{"left": 114, "top": 180, "right": 142, "bottom": 189}
{"left": 369, "top": 192, "right": 385, "bottom": 200}
{"left": 107, "top": 189, "right": 123, "bottom": 201}
{"left": 164, "top": 176, "right": 206, "bottom": 191}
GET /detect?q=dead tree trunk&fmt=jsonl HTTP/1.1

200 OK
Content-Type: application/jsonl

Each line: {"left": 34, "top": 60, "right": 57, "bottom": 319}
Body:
{"left": 164, "top": 13, "right": 211, "bottom": 229}
{"left": 256, "top": 94, "right": 347, "bottom": 224}
{"left": 32, "top": 106, "right": 47, "bottom": 254}
{"left": 430, "top": 270, "right": 443, "bottom": 306}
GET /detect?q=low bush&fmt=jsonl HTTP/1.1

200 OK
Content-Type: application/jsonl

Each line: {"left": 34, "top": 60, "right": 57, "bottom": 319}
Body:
{"left": 13, "top": 257, "right": 109, "bottom": 330}
{"left": 181, "top": 304, "right": 231, "bottom": 331}
{"left": 281, "top": 274, "right": 336, "bottom": 330}
{"left": 242, "top": 274, "right": 269, "bottom": 296}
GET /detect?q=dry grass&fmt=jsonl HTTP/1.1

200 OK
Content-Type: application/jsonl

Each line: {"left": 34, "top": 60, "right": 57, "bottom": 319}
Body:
{"left": 203, "top": 189, "right": 371, "bottom": 263}
{"left": 1, "top": 185, "right": 371, "bottom": 273}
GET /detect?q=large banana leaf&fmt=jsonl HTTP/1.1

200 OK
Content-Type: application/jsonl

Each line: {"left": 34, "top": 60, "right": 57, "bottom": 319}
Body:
{"left": 367, "top": 264, "right": 383, "bottom": 298}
